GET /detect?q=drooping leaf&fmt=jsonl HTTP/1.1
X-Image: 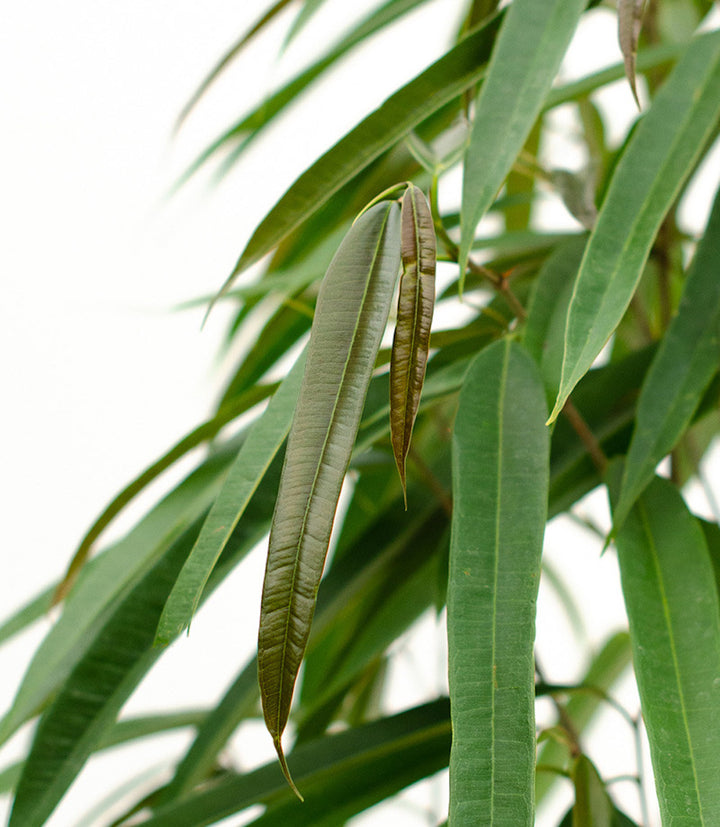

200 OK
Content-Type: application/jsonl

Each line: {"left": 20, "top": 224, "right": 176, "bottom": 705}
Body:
{"left": 155, "top": 351, "right": 306, "bottom": 645}
{"left": 174, "top": 0, "right": 297, "bottom": 132}
{"left": 458, "top": 0, "right": 586, "bottom": 285}
{"left": 258, "top": 202, "right": 402, "bottom": 794}
{"left": 133, "top": 699, "right": 450, "bottom": 827}
{"left": 0, "top": 438, "right": 241, "bottom": 747}
{"left": 211, "top": 13, "right": 502, "bottom": 304}
{"left": 613, "top": 184, "right": 720, "bottom": 529}
{"left": 0, "top": 710, "right": 205, "bottom": 796}
{"left": 548, "top": 32, "right": 720, "bottom": 423}
{"left": 609, "top": 469, "right": 720, "bottom": 824}
{"left": 390, "top": 184, "right": 436, "bottom": 502}
{"left": 448, "top": 338, "right": 549, "bottom": 825}
{"left": 281, "top": 0, "right": 330, "bottom": 48}
{"left": 536, "top": 632, "right": 632, "bottom": 804}
{"left": 53, "top": 383, "right": 272, "bottom": 603}
{"left": 8, "top": 466, "right": 280, "bottom": 827}
{"left": 618, "top": 0, "right": 647, "bottom": 107}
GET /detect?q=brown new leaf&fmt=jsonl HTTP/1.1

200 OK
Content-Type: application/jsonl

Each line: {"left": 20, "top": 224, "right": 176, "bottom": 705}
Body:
{"left": 390, "top": 185, "right": 437, "bottom": 505}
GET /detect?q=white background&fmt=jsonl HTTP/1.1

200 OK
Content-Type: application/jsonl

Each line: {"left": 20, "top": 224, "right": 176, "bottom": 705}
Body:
{"left": 1, "top": 1, "right": 719, "bottom": 825}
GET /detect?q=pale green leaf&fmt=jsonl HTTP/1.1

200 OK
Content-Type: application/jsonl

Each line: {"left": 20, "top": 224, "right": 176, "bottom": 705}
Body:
{"left": 536, "top": 632, "right": 632, "bottom": 804}
{"left": 548, "top": 32, "right": 720, "bottom": 423}
{"left": 610, "top": 470, "right": 720, "bottom": 824}
{"left": 8, "top": 466, "right": 280, "bottom": 827}
{"left": 258, "top": 202, "right": 402, "bottom": 794}
{"left": 212, "top": 13, "right": 502, "bottom": 303}
{"left": 0, "top": 440, "right": 239, "bottom": 747}
{"left": 448, "top": 338, "right": 549, "bottom": 825}
{"left": 133, "top": 699, "right": 450, "bottom": 827}
{"left": 458, "top": 0, "right": 586, "bottom": 284}
{"left": 614, "top": 184, "right": 720, "bottom": 528}
{"left": 155, "top": 351, "right": 306, "bottom": 645}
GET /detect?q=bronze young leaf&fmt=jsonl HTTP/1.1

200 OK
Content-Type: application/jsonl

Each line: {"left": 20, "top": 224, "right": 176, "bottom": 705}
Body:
{"left": 257, "top": 200, "right": 402, "bottom": 797}
{"left": 618, "top": 0, "right": 647, "bottom": 107}
{"left": 390, "top": 184, "right": 437, "bottom": 504}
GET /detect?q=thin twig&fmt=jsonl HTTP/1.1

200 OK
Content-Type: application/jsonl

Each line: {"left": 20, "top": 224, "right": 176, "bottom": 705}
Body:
{"left": 561, "top": 400, "right": 607, "bottom": 474}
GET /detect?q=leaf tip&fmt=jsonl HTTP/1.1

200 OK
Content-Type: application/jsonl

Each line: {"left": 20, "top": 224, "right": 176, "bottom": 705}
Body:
{"left": 273, "top": 736, "right": 304, "bottom": 801}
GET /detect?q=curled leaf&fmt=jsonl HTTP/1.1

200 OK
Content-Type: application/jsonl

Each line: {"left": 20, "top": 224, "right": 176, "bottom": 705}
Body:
{"left": 390, "top": 185, "right": 437, "bottom": 503}
{"left": 258, "top": 201, "right": 402, "bottom": 796}
{"left": 618, "top": 0, "right": 647, "bottom": 108}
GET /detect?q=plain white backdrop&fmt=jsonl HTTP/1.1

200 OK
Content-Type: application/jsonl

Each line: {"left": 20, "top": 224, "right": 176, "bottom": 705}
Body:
{"left": 2, "top": 1, "right": 720, "bottom": 824}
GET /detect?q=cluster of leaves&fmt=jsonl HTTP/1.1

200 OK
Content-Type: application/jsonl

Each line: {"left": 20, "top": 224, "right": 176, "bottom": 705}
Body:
{"left": 3, "top": 0, "right": 720, "bottom": 824}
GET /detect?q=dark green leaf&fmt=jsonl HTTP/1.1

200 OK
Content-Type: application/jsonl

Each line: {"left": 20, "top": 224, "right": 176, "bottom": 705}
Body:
{"left": 614, "top": 184, "right": 720, "bottom": 528}
{"left": 135, "top": 699, "right": 450, "bottom": 827}
{"left": 549, "top": 32, "right": 720, "bottom": 422}
{"left": 448, "top": 338, "right": 549, "bottom": 824}
{"left": 390, "top": 184, "right": 436, "bottom": 501}
{"left": 155, "top": 352, "right": 306, "bottom": 645}
{"left": 213, "top": 13, "right": 502, "bottom": 302}
{"left": 570, "top": 754, "right": 613, "bottom": 827}
{"left": 8, "top": 464, "right": 280, "bottom": 827}
{"left": 609, "top": 470, "right": 720, "bottom": 824}
{"left": 0, "top": 440, "right": 240, "bottom": 747}
{"left": 258, "top": 202, "right": 401, "bottom": 794}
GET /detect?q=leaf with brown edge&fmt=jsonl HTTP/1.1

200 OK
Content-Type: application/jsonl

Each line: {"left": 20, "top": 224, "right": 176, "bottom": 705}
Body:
{"left": 390, "top": 184, "right": 436, "bottom": 505}
{"left": 258, "top": 201, "right": 402, "bottom": 798}
{"left": 618, "top": 0, "right": 647, "bottom": 108}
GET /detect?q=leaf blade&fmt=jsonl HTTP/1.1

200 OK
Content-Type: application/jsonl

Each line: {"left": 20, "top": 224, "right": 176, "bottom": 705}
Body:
{"left": 258, "top": 201, "right": 402, "bottom": 787}
{"left": 458, "top": 0, "right": 586, "bottom": 281}
{"left": 214, "top": 13, "right": 502, "bottom": 301}
{"left": 614, "top": 184, "right": 720, "bottom": 528}
{"left": 448, "top": 338, "right": 549, "bottom": 825}
{"left": 155, "top": 352, "right": 306, "bottom": 645}
{"left": 390, "top": 184, "right": 436, "bottom": 501}
{"left": 548, "top": 32, "right": 720, "bottom": 422}
{"left": 610, "top": 471, "right": 720, "bottom": 824}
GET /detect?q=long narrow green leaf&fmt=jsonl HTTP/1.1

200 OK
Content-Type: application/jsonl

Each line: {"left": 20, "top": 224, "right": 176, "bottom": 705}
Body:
{"left": 54, "top": 383, "right": 271, "bottom": 602}
{"left": 281, "top": 0, "right": 331, "bottom": 48}
{"left": 213, "top": 13, "right": 502, "bottom": 302}
{"left": 0, "top": 711, "right": 205, "bottom": 796}
{"left": 448, "top": 338, "right": 549, "bottom": 825}
{"left": 155, "top": 352, "right": 306, "bottom": 645}
{"left": 0, "top": 439, "right": 240, "bottom": 747}
{"left": 8, "top": 464, "right": 279, "bottom": 827}
{"left": 536, "top": 632, "right": 631, "bottom": 803}
{"left": 137, "top": 699, "right": 450, "bottom": 827}
{"left": 390, "top": 184, "right": 436, "bottom": 501}
{"left": 610, "top": 470, "right": 720, "bottom": 824}
{"left": 548, "top": 32, "right": 720, "bottom": 423}
{"left": 458, "top": 0, "right": 586, "bottom": 283}
{"left": 181, "top": 0, "right": 445, "bottom": 188}
{"left": 174, "top": 0, "right": 297, "bottom": 132}
{"left": 258, "top": 201, "right": 402, "bottom": 793}
{"left": 614, "top": 184, "right": 720, "bottom": 528}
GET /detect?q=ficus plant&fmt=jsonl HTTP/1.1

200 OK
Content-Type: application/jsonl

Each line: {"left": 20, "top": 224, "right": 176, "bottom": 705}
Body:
{"left": 3, "top": 0, "right": 720, "bottom": 824}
